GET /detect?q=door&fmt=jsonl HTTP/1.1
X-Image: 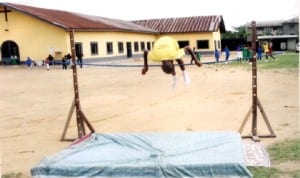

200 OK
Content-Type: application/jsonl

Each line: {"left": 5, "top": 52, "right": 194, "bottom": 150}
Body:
{"left": 126, "top": 42, "right": 132, "bottom": 58}
{"left": 75, "top": 43, "right": 83, "bottom": 58}
{"left": 1, "top": 40, "right": 20, "bottom": 64}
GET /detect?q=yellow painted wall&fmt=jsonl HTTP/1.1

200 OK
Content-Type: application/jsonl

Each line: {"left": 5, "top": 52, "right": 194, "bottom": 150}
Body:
{"left": 72, "top": 31, "right": 219, "bottom": 60}
{"left": 0, "top": 9, "right": 68, "bottom": 62}
{"left": 74, "top": 31, "right": 156, "bottom": 59}
{"left": 162, "top": 32, "right": 221, "bottom": 51}
{"left": 212, "top": 30, "right": 222, "bottom": 50}
{"left": 68, "top": 31, "right": 219, "bottom": 60}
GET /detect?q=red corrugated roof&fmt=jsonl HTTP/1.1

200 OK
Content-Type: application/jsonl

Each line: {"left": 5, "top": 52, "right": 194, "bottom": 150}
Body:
{"left": 0, "top": 3, "right": 226, "bottom": 33}
{"left": 0, "top": 2, "right": 157, "bottom": 33}
{"left": 133, "top": 16, "right": 226, "bottom": 33}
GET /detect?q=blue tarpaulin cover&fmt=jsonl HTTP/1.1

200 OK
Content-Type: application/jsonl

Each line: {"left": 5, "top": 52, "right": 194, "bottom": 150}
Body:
{"left": 31, "top": 131, "right": 252, "bottom": 178}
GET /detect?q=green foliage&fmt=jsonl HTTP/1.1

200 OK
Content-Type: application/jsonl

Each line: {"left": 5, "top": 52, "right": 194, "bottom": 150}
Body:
{"left": 290, "top": 170, "right": 300, "bottom": 178}
{"left": 267, "top": 138, "right": 300, "bottom": 162}
{"left": 222, "top": 25, "right": 248, "bottom": 39}
{"left": 248, "top": 167, "right": 281, "bottom": 178}
{"left": 248, "top": 138, "right": 300, "bottom": 178}
{"left": 249, "top": 167, "right": 300, "bottom": 178}
{"left": 1, "top": 173, "right": 24, "bottom": 178}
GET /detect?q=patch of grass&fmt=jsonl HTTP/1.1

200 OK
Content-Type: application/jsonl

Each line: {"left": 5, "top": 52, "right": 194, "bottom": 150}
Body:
{"left": 225, "top": 60, "right": 252, "bottom": 69}
{"left": 290, "top": 170, "right": 300, "bottom": 178}
{"left": 248, "top": 138, "right": 300, "bottom": 178}
{"left": 1, "top": 172, "right": 24, "bottom": 178}
{"left": 259, "top": 52, "right": 299, "bottom": 69}
{"left": 249, "top": 167, "right": 300, "bottom": 178}
{"left": 248, "top": 167, "right": 281, "bottom": 178}
{"left": 268, "top": 138, "right": 300, "bottom": 162}
{"left": 227, "top": 52, "right": 299, "bottom": 69}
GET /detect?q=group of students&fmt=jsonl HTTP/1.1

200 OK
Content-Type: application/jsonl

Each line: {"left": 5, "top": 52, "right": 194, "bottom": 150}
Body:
{"left": 236, "top": 41, "right": 275, "bottom": 62}
{"left": 261, "top": 41, "right": 276, "bottom": 60}
{"left": 43, "top": 53, "right": 83, "bottom": 70}
{"left": 60, "top": 53, "right": 83, "bottom": 69}
{"left": 236, "top": 45, "right": 253, "bottom": 62}
{"left": 214, "top": 46, "right": 230, "bottom": 63}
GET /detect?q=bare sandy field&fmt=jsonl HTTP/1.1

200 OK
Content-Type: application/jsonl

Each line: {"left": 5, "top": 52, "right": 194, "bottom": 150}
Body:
{"left": 0, "top": 57, "right": 299, "bottom": 177}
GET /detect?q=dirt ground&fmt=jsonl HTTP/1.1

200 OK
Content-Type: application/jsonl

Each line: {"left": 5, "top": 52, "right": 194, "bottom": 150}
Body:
{"left": 0, "top": 56, "right": 299, "bottom": 177}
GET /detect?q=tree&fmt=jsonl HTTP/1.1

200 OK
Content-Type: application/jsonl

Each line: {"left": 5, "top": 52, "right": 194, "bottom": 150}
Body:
{"left": 222, "top": 25, "right": 248, "bottom": 40}
{"left": 221, "top": 25, "right": 248, "bottom": 50}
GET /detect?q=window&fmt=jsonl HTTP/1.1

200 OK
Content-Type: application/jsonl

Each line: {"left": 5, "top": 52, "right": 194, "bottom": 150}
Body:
{"left": 140, "top": 42, "right": 145, "bottom": 51}
{"left": 147, "top": 42, "right": 151, "bottom": 50}
{"left": 118, "top": 42, "right": 124, "bottom": 53}
{"left": 90, "top": 42, "right": 98, "bottom": 55}
{"left": 264, "top": 28, "right": 272, "bottom": 35}
{"left": 178, "top": 41, "right": 189, "bottom": 48}
{"left": 197, "top": 40, "right": 209, "bottom": 49}
{"left": 126, "top": 42, "right": 132, "bottom": 57}
{"left": 289, "top": 24, "right": 296, "bottom": 35}
{"left": 75, "top": 43, "right": 83, "bottom": 57}
{"left": 134, "top": 41, "right": 139, "bottom": 52}
{"left": 106, "top": 42, "right": 113, "bottom": 54}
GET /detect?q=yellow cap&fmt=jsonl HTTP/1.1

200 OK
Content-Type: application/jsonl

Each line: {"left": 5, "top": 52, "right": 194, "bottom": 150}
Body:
{"left": 148, "top": 36, "right": 185, "bottom": 61}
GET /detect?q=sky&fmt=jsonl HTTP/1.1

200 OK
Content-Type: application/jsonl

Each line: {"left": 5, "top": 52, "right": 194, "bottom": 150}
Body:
{"left": 3, "top": 0, "right": 300, "bottom": 31}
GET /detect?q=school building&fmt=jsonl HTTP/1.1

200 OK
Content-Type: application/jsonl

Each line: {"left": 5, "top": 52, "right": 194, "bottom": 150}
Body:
{"left": 0, "top": 2, "right": 226, "bottom": 64}
{"left": 246, "top": 17, "right": 299, "bottom": 51}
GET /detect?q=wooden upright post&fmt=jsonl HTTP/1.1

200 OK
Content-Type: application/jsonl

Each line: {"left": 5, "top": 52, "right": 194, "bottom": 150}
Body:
{"left": 239, "top": 21, "right": 276, "bottom": 141}
{"left": 251, "top": 21, "right": 258, "bottom": 139}
{"left": 61, "top": 29, "right": 95, "bottom": 141}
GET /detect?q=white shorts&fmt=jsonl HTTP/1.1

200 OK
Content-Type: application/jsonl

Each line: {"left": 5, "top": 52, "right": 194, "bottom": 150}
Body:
{"left": 236, "top": 51, "right": 242, "bottom": 58}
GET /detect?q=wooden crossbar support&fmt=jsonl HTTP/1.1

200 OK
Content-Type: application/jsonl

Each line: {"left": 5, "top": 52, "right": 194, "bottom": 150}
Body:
{"left": 239, "top": 21, "right": 276, "bottom": 141}
{"left": 257, "top": 98, "right": 276, "bottom": 136}
{"left": 61, "top": 30, "right": 95, "bottom": 141}
{"left": 60, "top": 98, "right": 75, "bottom": 141}
{"left": 239, "top": 97, "right": 276, "bottom": 140}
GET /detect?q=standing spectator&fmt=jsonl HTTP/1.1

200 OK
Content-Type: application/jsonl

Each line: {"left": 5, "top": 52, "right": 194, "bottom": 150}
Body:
{"left": 257, "top": 45, "right": 263, "bottom": 61}
{"left": 65, "top": 53, "right": 72, "bottom": 68}
{"left": 248, "top": 46, "right": 254, "bottom": 63}
{"left": 236, "top": 45, "right": 242, "bottom": 62}
{"left": 214, "top": 49, "right": 220, "bottom": 63}
{"left": 263, "top": 42, "right": 269, "bottom": 60}
{"left": 77, "top": 53, "right": 83, "bottom": 68}
{"left": 45, "top": 54, "right": 53, "bottom": 70}
{"left": 190, "top": 47, "right": 201, "bottom": 64}
{"left": 47, "top": 54, "right": 54, "bottom": 65}
{"left": 196, "top": 51, "right": 201, "bottom": 62}
{"left": 11, "top": 56, "right": 18, "bottom": 65}
{"left": 242, "top": 45, "right": 248, "bottom": 62}
{"left": 224, "top": 46, "right": 230, "bottom": 63}
{"left": 268, "top": 41, "right": 276, "bottom": 59}
{"left": 62, "top": 56, "right": 67, "bottom": 70}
